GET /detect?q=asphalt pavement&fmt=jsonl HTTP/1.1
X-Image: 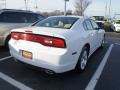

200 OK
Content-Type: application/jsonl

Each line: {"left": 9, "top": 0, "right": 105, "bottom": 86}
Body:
{"left": 0, "top": 32, "right": 120, "bottom": 90}
{"left": 95, "top": 44, "right": 120, "bottom": 90}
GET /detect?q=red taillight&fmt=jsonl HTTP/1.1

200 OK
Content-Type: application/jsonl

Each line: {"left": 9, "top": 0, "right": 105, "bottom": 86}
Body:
{"left": 42, "top": 37, "right": 66, "bottom": 48}
{"left": 11, "top": 32, "right": 20, "bottom": 40}
{"left": 11, "top": 32, "right": 66, "bottom": 48}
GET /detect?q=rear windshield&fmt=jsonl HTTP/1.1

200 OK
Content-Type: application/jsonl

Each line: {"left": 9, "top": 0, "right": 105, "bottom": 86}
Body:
{"left": 0, "top": 12, "right": 43, "bottom": 23}
{"left": 34, "top": 17, "right": 79, "bottom": 29}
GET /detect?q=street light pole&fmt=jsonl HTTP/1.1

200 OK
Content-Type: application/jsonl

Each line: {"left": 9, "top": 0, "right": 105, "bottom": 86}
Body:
{"left": 64, "top": 0, "right": 69, "bottom": 16}
{"left": 24, "top": 0, "right": 28, "bottom": 10}
{"left": 4, "top": 0, "right": 6, "bottom": 8}
{"left": 105, "top": 3, "right": 107, "bottom": 18}
{"left": 34, "top": 0, "right": 38, "bottom": 11}
{"left": 108, "top": 0, "right": 112, "bottom": 18}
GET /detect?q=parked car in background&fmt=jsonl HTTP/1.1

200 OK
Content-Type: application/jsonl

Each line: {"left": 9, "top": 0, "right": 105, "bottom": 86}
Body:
{"left": 9, "top": 16, "right": 105, "bottom": 74}
{"left": 91, "top": 16, "right": 105, "bottom": 23}
{"left": 0, "top": 9, "right": 44, "bottom": 47}
{"left": 112, "top": 19, "right": 120, "bottom": 32}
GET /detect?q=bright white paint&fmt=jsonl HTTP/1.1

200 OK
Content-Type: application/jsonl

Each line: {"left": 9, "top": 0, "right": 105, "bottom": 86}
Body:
{"left": 85, "top": 44, "right": 114, "bottom": 90}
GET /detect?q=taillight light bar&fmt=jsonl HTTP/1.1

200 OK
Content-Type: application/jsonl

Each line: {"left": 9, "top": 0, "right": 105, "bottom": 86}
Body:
{"left": 11, "top": 32, "right": 66, "bottom": 48}
{"left": 11, "top": 32, "right": 20, "bottom": 40}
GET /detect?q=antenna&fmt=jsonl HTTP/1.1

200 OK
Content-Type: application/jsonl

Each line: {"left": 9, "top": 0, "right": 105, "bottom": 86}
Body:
{"left": 24, "top": 0, "right": 28, "bottom": 10}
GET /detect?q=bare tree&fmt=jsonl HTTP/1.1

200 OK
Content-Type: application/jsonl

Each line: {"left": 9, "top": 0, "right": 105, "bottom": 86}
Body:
{"left": 74, "top": 0, "right": 91, "bottom": 16}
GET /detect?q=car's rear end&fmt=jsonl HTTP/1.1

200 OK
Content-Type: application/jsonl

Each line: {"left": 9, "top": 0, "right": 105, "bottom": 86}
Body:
{"left": 9, "top": 16, "right": 80, "bottom": 73}
{"left": 9, "top": 27, "right": 77, "bottom": 73}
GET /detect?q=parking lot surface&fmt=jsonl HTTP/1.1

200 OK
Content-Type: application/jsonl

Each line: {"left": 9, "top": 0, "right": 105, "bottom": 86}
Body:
{"left": 0, "top": 32, "right": 120, "bottom": 90}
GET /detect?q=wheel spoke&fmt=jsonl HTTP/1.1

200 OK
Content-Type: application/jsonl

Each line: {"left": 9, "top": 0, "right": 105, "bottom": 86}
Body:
{"left": 80, "top": 50, "right": 88, "bottom": 70}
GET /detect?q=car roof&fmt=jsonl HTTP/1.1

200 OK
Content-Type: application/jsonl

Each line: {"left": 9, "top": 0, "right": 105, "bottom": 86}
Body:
{"left": 49, "top": 15, "right": 88, "bottom": 19}
{"left": 0, "top": 9, "right": 38, "bottom": 14}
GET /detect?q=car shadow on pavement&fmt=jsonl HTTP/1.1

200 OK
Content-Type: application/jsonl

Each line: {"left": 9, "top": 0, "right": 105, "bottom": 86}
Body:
{"left": 0, "top": 46, "right": 8, "bottom": 51}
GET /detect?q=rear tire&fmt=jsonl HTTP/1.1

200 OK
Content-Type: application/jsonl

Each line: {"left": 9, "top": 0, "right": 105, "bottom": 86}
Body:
{"left": 75, "top": 47, "right": 88, "bottom": 72}
{"left": 5, "top": 37, "right": 10, "bottom": 48}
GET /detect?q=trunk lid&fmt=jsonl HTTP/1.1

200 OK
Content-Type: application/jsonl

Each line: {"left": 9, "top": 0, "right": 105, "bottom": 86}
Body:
{"left": 12, "top": 26, "right": 70, "bottom": 39}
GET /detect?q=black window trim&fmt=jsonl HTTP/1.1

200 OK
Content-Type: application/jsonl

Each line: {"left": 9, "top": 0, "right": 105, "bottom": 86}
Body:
{"left": 83, "top": 19, "right": 94, "bottom": 31}
{"left": 89, "top": 19, "right": 100, "bottom": 30}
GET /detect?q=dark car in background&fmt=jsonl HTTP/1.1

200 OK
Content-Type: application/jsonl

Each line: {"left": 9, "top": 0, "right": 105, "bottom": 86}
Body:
{"left": 0, "top": 9, "right": 44, "bottom": 47}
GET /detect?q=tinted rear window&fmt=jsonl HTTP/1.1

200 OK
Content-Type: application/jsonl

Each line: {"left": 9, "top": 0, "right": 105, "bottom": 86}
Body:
{"left": 0, "top": 12, "right": 43, "bottom": 23}
{"left": 34, "top": 17, "right": 79, "bottom": 29}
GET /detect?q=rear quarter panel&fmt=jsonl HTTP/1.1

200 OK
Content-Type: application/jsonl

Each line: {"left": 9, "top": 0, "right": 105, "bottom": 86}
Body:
{"left": 60, "top": 19, "right": 91, "bottom": 68}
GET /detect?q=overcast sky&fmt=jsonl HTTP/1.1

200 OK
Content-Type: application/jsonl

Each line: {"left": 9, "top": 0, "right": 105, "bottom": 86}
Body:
{"left": 0, "top": 0, "right": 120, "bottom": 17}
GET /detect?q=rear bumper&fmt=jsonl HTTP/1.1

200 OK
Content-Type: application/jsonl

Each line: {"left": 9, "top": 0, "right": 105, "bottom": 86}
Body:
{"left": 9, "top": 40, "right": 76, "bottom": 73}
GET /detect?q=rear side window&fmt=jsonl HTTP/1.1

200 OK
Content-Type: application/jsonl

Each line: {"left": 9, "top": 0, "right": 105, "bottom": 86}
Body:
{"left": 22, "top": 13, "right": 44, "bottom": 23}
{"left": 90, "top": 20, "right": 99, "bottom": 29}
{"left": 83, "top": 20, "right": 93, "bottom": 30}
{"left": 0, "top": 12, "right": 42, "bottom": 23}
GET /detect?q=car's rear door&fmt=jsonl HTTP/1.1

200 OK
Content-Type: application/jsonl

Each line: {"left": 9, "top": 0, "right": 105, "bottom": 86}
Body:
{"left": 83, "top": 19, "right": 98, "bottom": 51}
{"left": 90, "top": 20, "right": 103, "bottom": 48}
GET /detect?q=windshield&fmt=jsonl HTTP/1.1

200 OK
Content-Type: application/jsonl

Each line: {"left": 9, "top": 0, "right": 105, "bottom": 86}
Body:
{"left": 34, "top": 17, "right": 79, "bottom": 29}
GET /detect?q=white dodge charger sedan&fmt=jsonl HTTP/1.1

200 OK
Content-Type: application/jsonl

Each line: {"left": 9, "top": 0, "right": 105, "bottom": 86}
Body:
{"left": 9, "top": 16, "right": 105, "bottom": 74}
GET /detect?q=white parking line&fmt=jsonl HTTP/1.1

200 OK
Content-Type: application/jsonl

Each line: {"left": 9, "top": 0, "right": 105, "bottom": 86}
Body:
{"left": 115, "top": 43, "right": 120, "bottom": 46}
{"left": 0, "top": 56, "right": 12, "bottom": 62}
{"left": 85, "top": 44, "right": 114, "bottom": 90}
{"left": 0, "top": 72, "right": 33, "bottom": 90}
